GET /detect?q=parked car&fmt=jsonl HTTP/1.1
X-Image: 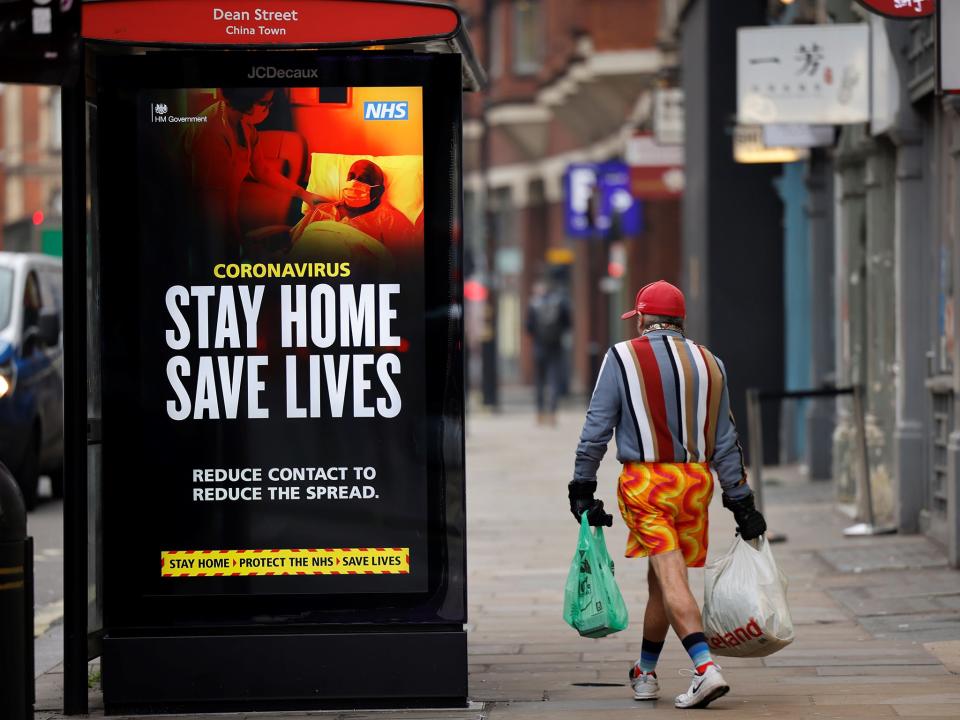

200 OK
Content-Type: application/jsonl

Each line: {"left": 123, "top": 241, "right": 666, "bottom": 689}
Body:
{"left": 0, "top": 252, "right": 63, "bottom": 509}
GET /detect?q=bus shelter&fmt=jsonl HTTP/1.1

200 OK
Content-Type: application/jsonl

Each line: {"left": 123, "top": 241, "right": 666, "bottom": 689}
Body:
{"left": 57, "top": 0, "right": 482, "bottom": 713}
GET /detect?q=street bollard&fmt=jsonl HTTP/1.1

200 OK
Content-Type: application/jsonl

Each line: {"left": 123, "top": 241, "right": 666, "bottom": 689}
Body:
{"left": 745, "top": 389, "right": 786, "bottom": 543}
{"left": 0, "top": 460, "right": 32, "bottom": 720}
{"left": 745, "top": 384, "right": 896, "bottom": 538}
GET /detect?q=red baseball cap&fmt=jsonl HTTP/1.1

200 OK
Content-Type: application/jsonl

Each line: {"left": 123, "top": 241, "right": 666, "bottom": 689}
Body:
{"left": 621, "top": 280, "right": 686, "bottom": 320}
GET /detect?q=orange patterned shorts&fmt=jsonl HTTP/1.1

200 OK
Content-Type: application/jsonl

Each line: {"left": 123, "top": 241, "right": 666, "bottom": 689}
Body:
{"left": 617, "top": 462, "right": 715, "bottom": 568}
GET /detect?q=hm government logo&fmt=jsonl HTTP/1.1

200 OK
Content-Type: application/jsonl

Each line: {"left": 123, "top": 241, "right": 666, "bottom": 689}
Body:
{"left": 151, "top": 102, "right": 207, "bottom": 125}
{"left": 364, "top": 101, "right": 409, "bottom": 121}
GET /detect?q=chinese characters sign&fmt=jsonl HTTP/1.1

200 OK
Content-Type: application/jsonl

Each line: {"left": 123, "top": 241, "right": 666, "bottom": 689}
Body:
{"left": 854, "top": 0, "right": 935, "bottom": 18}
{"left": 942, "top": 0, "right": 960, "bottom": 94}
{"left": 738, "top": 24, "right": 869, "bottom": 125}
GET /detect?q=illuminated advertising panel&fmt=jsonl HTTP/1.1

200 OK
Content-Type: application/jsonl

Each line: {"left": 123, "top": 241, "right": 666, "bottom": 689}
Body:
{"left": 95, "top": 53, "right": 464, "bottom": 628}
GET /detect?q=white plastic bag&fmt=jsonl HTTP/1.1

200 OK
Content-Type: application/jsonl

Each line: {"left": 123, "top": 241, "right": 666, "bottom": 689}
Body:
{"left": 702, "top": 535, "right": 794, "bottom": 657}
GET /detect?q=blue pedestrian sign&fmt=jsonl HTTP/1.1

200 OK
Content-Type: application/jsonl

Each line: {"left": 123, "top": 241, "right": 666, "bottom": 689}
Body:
{"left": 564, "top": 162, "right": 642, "bottom": 239}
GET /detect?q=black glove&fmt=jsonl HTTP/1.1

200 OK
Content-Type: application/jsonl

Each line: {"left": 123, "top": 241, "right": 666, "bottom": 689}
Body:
{"left": 722, "top": 493, "right": 767, "bottom": 541}
{"left": 568, "top": 480, "right": 613, "bottom": 527}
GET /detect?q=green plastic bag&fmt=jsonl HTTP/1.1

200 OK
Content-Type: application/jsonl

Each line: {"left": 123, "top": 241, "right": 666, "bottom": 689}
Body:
{"left": 563, "top": 513, "right": 629, "bottom": 638}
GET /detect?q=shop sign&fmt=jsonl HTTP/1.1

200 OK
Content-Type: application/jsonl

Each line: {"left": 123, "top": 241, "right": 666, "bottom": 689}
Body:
{"left": 941, "top": 0, "right": 960, "bottom": 94}
{"left": 871, "top": 15, "right": 901, "bottom": 135}
{"left": 734, "top": 125, "right": 809, "bottom": 164}
{"left": 854, "top": 0, "right": 935, "bottom": 18}
{"left": 598, "top": 163, "right": 643, "bottom": 236}
{"left": 564, "top": 162, "right": 642, "bottom": 238}
{"left": 653, "top": 88, "right": 684, "bottom": 146}
{"left": 626, "top": 134, "right": 684, "bottom": 200}
{"left": 761, "top": 124, "right": 834, "bottom": 148}
{"left": 738, "top": 24, "right": 870, "bottom": 125}
{"left": 565, "top": 164, "right": 598, "bottom": 237}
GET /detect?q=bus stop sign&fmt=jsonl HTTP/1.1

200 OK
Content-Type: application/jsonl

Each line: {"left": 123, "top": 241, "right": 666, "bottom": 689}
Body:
{"left": 60, "top": 0, "right": 480, "bottom": 714}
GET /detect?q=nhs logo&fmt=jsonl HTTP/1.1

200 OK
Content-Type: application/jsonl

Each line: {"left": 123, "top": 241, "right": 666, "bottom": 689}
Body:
{"left": 363, "top": 101, "right": 409, "bottom": 120}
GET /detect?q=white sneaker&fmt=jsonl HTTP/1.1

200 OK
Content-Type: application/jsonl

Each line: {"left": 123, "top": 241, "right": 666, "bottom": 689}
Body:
{"left": 674, "top": 665, "right": 729, "bottom": 709}
{"left": 629, "top": 664, "right": 660, "bottom": 701}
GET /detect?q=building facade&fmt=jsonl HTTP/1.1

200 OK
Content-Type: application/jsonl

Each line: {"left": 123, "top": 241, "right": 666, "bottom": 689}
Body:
{"left": 672, "top": 0, "right": 786, "bottom": 462}
{"left": 455, "top": 0, "right": 683, "bottom": 403}
{"left": 817, "top": 5, "right": 960, "bottom": 561}
{"left": 665, "top": 0, "right": 960, "bottom": 563}
{"left": 848, "top": 11, "right": 960, "bottom": 561}
{"left": 0, "top": 83, "right": 62, "bottom": 254}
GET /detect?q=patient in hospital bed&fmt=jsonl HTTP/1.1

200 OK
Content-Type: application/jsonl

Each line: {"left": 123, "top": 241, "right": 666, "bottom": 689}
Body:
{"left": 290, "top": 159, "right": 417, "bottom": 258}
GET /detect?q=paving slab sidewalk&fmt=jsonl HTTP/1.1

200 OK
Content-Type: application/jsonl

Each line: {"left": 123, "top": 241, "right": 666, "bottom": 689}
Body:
{"left": 34, "top": 404, "right": 960, "bottom": 719}
{"left": 465, "top": 406, "right": 960, "bottom": 720}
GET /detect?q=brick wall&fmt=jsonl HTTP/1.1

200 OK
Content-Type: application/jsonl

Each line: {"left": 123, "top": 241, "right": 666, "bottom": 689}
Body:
{"left": 0, "top": 84, "right": 62, "bottom": 251}
{"left": 454, "top": 0, "right": 671, "bottom": 393}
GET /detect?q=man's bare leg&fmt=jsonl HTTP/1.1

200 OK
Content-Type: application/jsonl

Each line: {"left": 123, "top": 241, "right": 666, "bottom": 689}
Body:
{"left": 630, "top": 564, "right": 672, "bottom": 698}
{"left": 629, "top": 564, "right": 671, "bottom": 695}
{"left": 648, "top": 549, "right": 702, "bottom": 637}
{"left": 643, "top": 565, "right": 670, "bottom": 642}
{"left": 648, "top": 548, "right": 729, "bottom": 708}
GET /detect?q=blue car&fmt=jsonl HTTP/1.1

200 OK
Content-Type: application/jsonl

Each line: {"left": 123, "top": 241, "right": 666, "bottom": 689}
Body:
{"left": 0, "top": 252, "right": 63, "bottom": 510}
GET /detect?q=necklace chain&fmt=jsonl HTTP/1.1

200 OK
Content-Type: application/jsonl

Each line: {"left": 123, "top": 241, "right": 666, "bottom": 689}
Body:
{"left": 643, "top": 323, "right": 684, "bottom": 336}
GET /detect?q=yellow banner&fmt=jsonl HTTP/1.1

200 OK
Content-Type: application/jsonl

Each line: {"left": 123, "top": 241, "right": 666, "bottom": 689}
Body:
{"left": 161, "top": 548, "right": 409, "bottom": 577}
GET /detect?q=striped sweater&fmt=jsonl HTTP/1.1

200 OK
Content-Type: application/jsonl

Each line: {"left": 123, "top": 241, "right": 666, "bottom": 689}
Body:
{"left": 574, "top": 329, "right": 750, "bottom": 500}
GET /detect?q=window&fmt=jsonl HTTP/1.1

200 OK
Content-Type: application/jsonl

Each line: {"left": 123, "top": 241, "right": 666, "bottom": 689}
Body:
{"left": 49, "top": 87, "right": 62, "bottom": 151}
{"left": 513, "top": 0, "right": 544, "bottom": 76}
{"left": 22, "top": 270, "right": 42, "bottom": 335}
{"left": 463, "top": 189, "right": 484, "bottom": 276}
{"left": 0, "top": 268, "right": 14, "bottom": 330}
{"left": 489, "top": 1, "right": 504, "bottom": 80}
{"left": 40, "top": 269, "right": 62, "bottom": 318}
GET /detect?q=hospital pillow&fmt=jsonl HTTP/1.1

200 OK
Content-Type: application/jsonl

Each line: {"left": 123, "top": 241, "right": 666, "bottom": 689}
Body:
{"left": 302, "top": 153, "right": 424, "bottom": 226}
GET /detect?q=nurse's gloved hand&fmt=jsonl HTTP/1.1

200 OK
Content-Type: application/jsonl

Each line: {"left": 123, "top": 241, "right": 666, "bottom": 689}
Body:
{"left": 568, "top": 480, "right": 614, "bottom": 527}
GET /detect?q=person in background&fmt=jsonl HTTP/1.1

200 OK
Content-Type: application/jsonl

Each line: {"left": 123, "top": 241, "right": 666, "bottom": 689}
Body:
{"left": 526, "top": 278, "right": 570, "bottom": 426}
{"left": 567, "top": 280, "right": 767, "bottom": 709}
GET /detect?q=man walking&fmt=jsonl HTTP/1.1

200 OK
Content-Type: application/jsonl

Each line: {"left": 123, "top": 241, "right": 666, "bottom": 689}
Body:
{"left": 568, "top": 280, "right": 766, "bottom": 709}
{"left": 526, "top": 278, "right": 570, "bottom": 425}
